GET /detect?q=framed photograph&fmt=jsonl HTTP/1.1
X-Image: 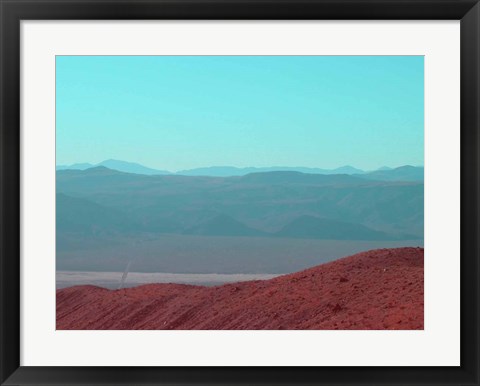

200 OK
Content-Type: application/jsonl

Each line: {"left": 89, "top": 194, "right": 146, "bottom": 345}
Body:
{"left": 1, "top": 0, "right": 479, "bottom": 385}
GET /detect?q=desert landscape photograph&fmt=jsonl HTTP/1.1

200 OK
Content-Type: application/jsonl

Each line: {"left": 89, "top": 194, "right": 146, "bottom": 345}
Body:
{"left": 55, "top": 55, "right": 424, "bottom": 330}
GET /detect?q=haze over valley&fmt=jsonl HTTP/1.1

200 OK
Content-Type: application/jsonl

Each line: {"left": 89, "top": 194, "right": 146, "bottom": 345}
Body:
{"left": 56, "top": 163, "right": 423, "bottom": 286}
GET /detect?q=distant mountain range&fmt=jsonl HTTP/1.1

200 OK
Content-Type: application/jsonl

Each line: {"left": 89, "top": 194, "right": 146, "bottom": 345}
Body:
{"left": 356, "top": 165, "right": 424, "bottom": 182}
{"left": 56, "top": 159, "right": 423, "bottom": 181}
{"left": 57, "top": 167, "right": 423, "bottom": 240}
{"left": 176, "top": 165, "right": 365, "bottom": 176}
{"left": 56, "top": 167, "right": 423, "bottom": 273}
{"left": 56, "top": 159, "right": 170, "bottom": 175}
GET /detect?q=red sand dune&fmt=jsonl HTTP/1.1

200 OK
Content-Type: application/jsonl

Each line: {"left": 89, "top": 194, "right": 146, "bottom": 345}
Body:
{"left": 56, "top": 247, "right": 423, "bottom": 330}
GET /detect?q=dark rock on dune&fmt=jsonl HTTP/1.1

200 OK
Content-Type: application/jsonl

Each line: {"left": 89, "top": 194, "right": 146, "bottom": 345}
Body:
{"left": 56, "top": 247, "right": 424, "bottom": 330}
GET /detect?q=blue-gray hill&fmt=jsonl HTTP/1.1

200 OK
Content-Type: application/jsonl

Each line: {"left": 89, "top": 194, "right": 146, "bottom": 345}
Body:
{"left": 359, "top": 165, "right": 423, "bottom": 182}
{"left": 176, "top": 165, "right": 365, "bottom": 177}
{"left": 56, "top": 193, "right": 136, "bottom": 233}
{"left": 183, "top": 214, "right": 266, "bottom": 237}
{"left": 238, "top": 171, "right": 364, "bottom": 185}
{"left": 275, "top": 215, "right": 401, "bottom": 241}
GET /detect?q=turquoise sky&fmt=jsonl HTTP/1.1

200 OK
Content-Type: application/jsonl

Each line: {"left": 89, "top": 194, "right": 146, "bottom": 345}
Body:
{"left": 56, "top": 56, "right": 424, "bottom": 171}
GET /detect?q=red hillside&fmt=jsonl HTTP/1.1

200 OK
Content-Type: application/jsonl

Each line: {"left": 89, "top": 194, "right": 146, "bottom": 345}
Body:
{"left": 56, "top": 247, "right": 423, "bottom": 330}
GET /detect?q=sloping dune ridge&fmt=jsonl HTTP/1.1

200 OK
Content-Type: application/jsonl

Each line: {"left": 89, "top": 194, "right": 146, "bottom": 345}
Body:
{"left": 56, "top": 247, "right": 423, "bottom": 330}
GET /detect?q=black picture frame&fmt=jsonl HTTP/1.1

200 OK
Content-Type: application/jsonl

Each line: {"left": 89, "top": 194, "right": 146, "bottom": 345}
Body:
{"left": 1, "top": 0, "right": 479, "bottom": 385}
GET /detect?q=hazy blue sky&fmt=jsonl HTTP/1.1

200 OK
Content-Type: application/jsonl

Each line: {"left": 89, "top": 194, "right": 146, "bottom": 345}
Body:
{"left": 56, "top": 56, "right": 423, "bottom": 171}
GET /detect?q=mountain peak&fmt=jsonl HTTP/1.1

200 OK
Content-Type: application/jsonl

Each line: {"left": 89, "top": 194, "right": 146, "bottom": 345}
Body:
{"left": 57, "top": 160, "right": 170, "bottom": 176}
